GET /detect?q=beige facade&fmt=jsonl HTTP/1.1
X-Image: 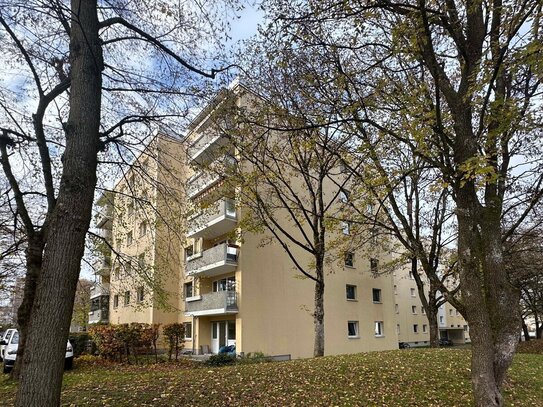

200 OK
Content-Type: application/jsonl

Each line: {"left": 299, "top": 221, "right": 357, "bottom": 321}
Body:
{"left": 108, "top": 133, "right": 186, "bottom": 329}
{"left": 181, "top": 84, "right": 399, "bottom": 358}
{"left": 394, "top": 268, "right": 470, "bottom": 346}
{"left": 104, "top": 86, "right": 470, "bottom": 358}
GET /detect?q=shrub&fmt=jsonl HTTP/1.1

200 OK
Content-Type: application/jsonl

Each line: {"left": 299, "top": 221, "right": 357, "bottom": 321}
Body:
{"left": 206, "top": 353, "right": 236, "bottom": 366}
{"left": 68, "top": 332, "right": 94, "bottom": 357}
{"left": 517, "top": 339, "right": 543, "bottom": 355}
{"left": 237, "top": 351, "right": 271, "bottom": 365}
{"left": 89, "top": 323, "right": 157, "bottom": 363}
{"left": 163, "top": 323, "right": 185, "bottom": 361}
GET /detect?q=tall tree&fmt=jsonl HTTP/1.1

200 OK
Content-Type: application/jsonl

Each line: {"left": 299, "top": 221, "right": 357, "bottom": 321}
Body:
{"left": 251, "top": 1, "right": 543, "bottom": 405}
{"left": 207, "top": 89, "right": 352, "bottom": 357}
{"left": 0, "top": 0, "right": 238, "bottom": 404}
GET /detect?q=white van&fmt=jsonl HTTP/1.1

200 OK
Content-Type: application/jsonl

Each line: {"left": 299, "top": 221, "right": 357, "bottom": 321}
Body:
{"left": 1, "top": 330, "right": 74, "bottom": 373}
{"left": 0, "top": 328, "right": 16, "bottom": 361}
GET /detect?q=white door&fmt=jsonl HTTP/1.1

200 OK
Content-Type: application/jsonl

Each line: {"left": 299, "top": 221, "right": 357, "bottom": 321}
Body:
{"left": 211, "top": 321, "right": 236, "bottom": 353}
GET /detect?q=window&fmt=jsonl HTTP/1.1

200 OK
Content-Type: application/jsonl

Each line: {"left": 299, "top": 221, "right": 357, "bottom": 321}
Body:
{"left": 421, "top": 307, "right": 426, "bottom": 315}
{"left": 423, "top": 324, "right": 428, "bottom": 333}
{"left": 126, "top": 231, "right": 133, "bottom": 246}
{"left": 137, "top": 286, "right": 144, "bottom": 303}
{"left": 127, "top": 201, "right": 134, "bottom": 217}
{"left": 348, "top": 321, "right": 359, "bottom": 338}
{"left": 411, "top": 305, "right": 417, "bottom": 314}
{"left": 228, "top": 321, "right": 236, "bottom": 340}
{"left": 124, "top": 291, "right": 131, "bottom": 306}
{"left": 342, "top": 221, "right": 351, "bottom": 235}
{"left": 395, "top": 304, "right": 399, "bottom": 313}
{"left": 370, "top": 258, "right": 378, "bottom": 273}
{"left": 345, "top": 252, "right": 354, "bottom": 267}
{"left": 456, "top": 310, "right": 460, "bottom": 316}
{"left": 396, "top": 324, "right": 400, "bottom": 335}
{"left": 184, "top": 322, "right": 192, "bottom": 340}
{"left": 113, "top": 295, "right": 119, "bottom": 308}
{"left": 339, "top": 189, "right": 350, "bottom": 203}
{"left": 410, "top": 288, "right": 416, "bottom": 297}
{"left": 394, "top": 285, "right": 398, "bottom": 295}
{"left": 138, "top": 221, "right": 148, "bottom": 237}
{"left": 464, "top": 325, "right": 468, "bottom": 332}
{"left": 449, "top": 309, "right": 453, "bottom": 316}
{"left": 184, "top": 282, "right": 193, "bottom": 298}
{"left": 114, "top": 267, "right": 120, "bottom": 281}
{"left": 409, "top": 270, "right": 415, "bottom": 279}
{"left": 125, "top": 262, "right": 132, "bottom": 277}
{"left": 184, "top": 245, "right": 194, "bottom": 260}
{"left": 346, "top": 285, "right": 357, "bottom": 300}
{"left": 439, "top": 316, "right": 444, "bottom": 324}
{"left": 375, "top": 321, "right": 384, "bottom": 337}
{"left": 213, "top": 276, "right": 235, "bottom": 292}
{"left": 138, "top": 253, "right": 145, "bottom": 269}
{"left": 413, "top": 324, "right": 419, "bottom": 333}
{"left": 372, "top": 288, "right": 382, "bottom": 303}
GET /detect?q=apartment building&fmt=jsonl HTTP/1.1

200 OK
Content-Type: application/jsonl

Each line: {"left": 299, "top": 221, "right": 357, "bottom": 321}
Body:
{"left": 181, "top": 83, "right": 399, "bottom": 358}
{"left": 107, "top": 133, "right": 187, "bottom": 327}
{"left": 98, "top": 85, "right": 470, "bottom": 357}
{"left": 394, "top": 268, "right": 470, "bottom": 346}
{"left": 89, "top": 192, "right": 113, "bottom": 325}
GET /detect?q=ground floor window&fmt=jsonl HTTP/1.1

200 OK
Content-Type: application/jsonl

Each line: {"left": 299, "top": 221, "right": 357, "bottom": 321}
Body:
{"left": 375, "top": 321, "right": 384, "bottom": 337}
{"left": 184, "top": 322, "right": 192, "bottom": 340}
{"left": 348, "top": 321, "right": 359, "bottom": 338}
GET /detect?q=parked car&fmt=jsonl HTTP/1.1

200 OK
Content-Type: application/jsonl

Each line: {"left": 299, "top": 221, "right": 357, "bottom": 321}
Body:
{"left": 0, "top": 328, "right": 16, "bottom": 361}
{"left": 398, "top": 342, "right": 411, "bottom": 349}
{"left": 439, "top": 338, "right": 454, "bottom": 347}
{"left": 1, "top": 330, "right": 74, "bottom": 373}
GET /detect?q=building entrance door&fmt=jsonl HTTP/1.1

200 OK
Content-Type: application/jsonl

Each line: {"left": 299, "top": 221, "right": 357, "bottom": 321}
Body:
{"left": 211, "top": 321, "right": 236, "bottom": 353}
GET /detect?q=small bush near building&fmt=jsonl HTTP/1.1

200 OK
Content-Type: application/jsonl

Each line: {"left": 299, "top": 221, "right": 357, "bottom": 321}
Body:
{"left": 237, "top": 352, "right": 271, "bottom": 365}
{"left": 68, "top": 332, "right": 94, "bottom": 357}
{"left": 89, "top": 323, "right": 160, "bottom": 363}
{"left": 206, "top": 353, "right": 236, "bottom": 366}
{"left": 517, "top": 339, "right": 543, "bottom": 355}
{"left": 163, "top": 323, "right": 185, "bottom": 361}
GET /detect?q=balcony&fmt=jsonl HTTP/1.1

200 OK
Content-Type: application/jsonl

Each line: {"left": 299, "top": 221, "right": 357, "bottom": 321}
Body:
{"left": 187, "top": 199, "right": 237, "bottom": 239}
{"left": 90, "top": 283, "right": 110, "bottom": 299}
{"left": 88, "top": 308, "right": 109, "bottom": 324}
{"left": 184, "top": 290, "right": 238, "bottom": 316}
{"left": 189, "top": 133, "right": 230, "bottom": 165}
{"left": 187, "top": 171, "right": 221, "bottom": 199}
{"left": 185, "top": 243, "right": 238, "bottom": 277}
{"left": 96, "top": 206, "right": 113, "bottom": 229}
{"left": 94, "top": 256, "right": 111, "bottom": 277}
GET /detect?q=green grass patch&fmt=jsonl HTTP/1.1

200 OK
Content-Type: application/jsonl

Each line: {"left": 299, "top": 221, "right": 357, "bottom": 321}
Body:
{"left": 1, "top": 349, "right": 541, "bottom": 406}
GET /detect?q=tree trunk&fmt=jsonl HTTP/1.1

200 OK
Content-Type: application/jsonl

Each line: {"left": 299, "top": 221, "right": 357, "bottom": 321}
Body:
{"left": 11, "top": 235, "right": 43, "bottom": 380}
{"left": 14, "top": 1, "right": 102, "bottom": 405}
{"left": 428, "top": 302, "right": 440, "bottom": 348}
{"left": 313, "top": 277, "right": 325, "bottom": 357}
{"left": 456, "top": 184, "right": 520, "bottom": 407}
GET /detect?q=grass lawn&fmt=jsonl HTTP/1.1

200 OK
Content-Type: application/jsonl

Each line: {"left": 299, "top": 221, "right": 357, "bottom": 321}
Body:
{"left": 1, "top": 348, "right": 541, "bottom": 406}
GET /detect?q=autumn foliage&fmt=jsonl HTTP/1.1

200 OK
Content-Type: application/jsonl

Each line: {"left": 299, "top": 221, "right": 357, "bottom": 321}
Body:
{"left": 163, "top": 323, "right": 185, "bottom": 361}
{"left": 89, "top": 323, "right": 160, "bottom": 363}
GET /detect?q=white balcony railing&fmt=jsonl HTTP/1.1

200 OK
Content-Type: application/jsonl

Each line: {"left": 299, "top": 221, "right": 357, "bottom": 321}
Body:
{"left": 96, "top": 206, "right": 113, "bottom": 229}
{"left": 90, "top": 283, "right": 110, "bottom": 299}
